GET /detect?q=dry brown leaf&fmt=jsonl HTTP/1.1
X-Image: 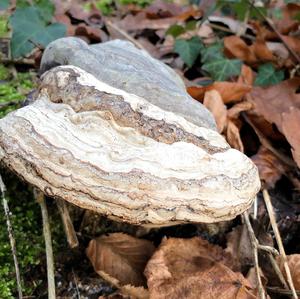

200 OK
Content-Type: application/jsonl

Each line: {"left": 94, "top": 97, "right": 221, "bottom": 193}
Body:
{"left": 277, "top": 254, "right": 300, "bottom": 290}
{"left": 282, "top": 107, "right": 300, "bottom": 168}
{"left": 75, "top": 23, "right": 107, "bottom": 43}
{"left": 281, "top": 36, "right": 300, "bottom": 55}
{"left": 225, "top": 224, "right": 273, "bottom": 273}
{"left": 251, "top": 147, "right": 286, "bottom": 188}
{"left": 224, "top": 36, "right": 257, "bottom": 64}
{"left": 203, "top": 90, "right": 227, "bottom": 133}
{"left": 238, "top": 64, "right": 254, "bottom": 85}
{"left": 225, "top": 225, "right": 253, "bottom": 272}
{"left": 224, "top": 36, "right": 274, "bottom": 64}
{"left": 86, "top": 233, "right": 155, "bottom": 287}
{"left": 144, "top": 237, "right": 257, "bottom": 299}
{"left": 117, "top": 12, "right": 177, "bottom": 31}
{"left": 250, "top": 78, "right": 300, "bottom": 132}
{"left": 226, "top": 119, "right": 244, "bottom": 152}
{"left": 188, "top": 82, "right": 251, "bottom": 104}
{"left": 227, "top": 101, "right": 253, "bottom": 119}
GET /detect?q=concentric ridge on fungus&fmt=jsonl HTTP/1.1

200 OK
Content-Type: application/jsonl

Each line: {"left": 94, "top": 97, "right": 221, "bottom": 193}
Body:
{"left": 0, "top": 65, "right": 260, "bottom": 226}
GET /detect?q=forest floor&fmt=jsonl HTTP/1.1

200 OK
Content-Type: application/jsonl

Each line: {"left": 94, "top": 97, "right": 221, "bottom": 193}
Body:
{"left": 0, "top": 0, "right": 300, "bottom": 298}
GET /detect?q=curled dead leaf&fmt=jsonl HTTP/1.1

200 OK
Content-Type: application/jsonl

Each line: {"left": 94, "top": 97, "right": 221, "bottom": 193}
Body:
{"left": 227, "top": 101, "right": 253, "bottom": 119}
{"left": 250, "top": 78, "right": 300, "bottom": 132}
{"left": 251, "top": 147, "right": 286, "bottom": 188}
{"left": 277, "top": 254, "right": 300, "bottom": 290}
{"left": 144, "top": 237, "right": 257, "bottom": 299}
{"left": 86, "top": 233, "right": 155, "bottom": 287}
{"left": 238, "top": 64, "right": 254, "bottom": 86}
{"left": 203, "top": 90, "right": 227, "bottom": 133}
{"left": 226, "top": 119, "right": 244, "bottom": 152}
{"left": 282, "top": 107, "right": 300, "bottom": 168}
{"left": 188, "top": 82, "right": 251, "bottom": 104}
{"left": 224, "top": 36, "right": 274, "bottom": 65}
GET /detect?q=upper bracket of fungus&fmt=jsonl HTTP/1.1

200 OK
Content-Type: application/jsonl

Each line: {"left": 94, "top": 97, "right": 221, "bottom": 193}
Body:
{"left": 0, "top": 38, "right": 260, "bottom": 226}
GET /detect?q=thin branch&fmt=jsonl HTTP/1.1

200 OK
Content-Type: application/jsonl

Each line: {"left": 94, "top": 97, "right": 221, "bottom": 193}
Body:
{"left": 243, "top": 211, "right": 266, "bottom": 299}
{"left": 257, "top": 244, "right": 279, "bottom": 256}
{"left": 34, "top": 189, "right": 56, "bottom": 299}
{"left": 267, "top": 253, "right": 289, "bottom": 290}
{"left": 262, "top": 189, "right": 298, "bottom": 299}
{"left": 56, "top": 199, "right": 78, "bottom": 248}
{"left": 105, "top": 19, "right": 147, "bottom": 51}
{"left": 0, "top": 174, "right": 23, "bottom": 299}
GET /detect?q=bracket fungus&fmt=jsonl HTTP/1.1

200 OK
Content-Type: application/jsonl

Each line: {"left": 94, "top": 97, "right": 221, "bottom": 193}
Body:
{"left": 0, "top": 38, "right": 260, "bottom": 226}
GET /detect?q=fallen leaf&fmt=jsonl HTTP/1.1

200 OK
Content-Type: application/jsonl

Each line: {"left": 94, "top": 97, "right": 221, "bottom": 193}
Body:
{"left": 277, "top": 254, "right": 300, "bottom": 290}
{"left": 203, "top": 90, "right": 227, "bottom": 133}
{"left": 188, "top": 81, "right": 251, "bottom": 104}
{"left": 227, "top": 101, "right": 253, "bottom": 119}
{"left": 250, "top": 78, "right": 300, "bottom": 132}
{"left": 282, "top": 107, "right": 300, "bottom": 168}
{"left": 144, "top": 237, "right": 256, "bottom": 299}
{"left": 251, "top": 147, "right": 286, "bottom": 187}
{"left": 75, "top": 23, "right": 107, "bottom": 42}
{"left": 238, "top": 64, "right": 254, "bottom": 85}
{"left": 224, "top": 36, "right": 257, "bottom": 64}
{"left": 226, "top": 119, "right": 244, "bottom": 152}
{"left": 198, "top": 81, "right": 252, "bottom": 104}
{"left": 282, "top": 35, "right": 300, "bottom": 56}
{"left": 224, "top": 36, "right": 274, "bottom": 65}
{"left": 86, "top": 233, "right": 155, "bottom": 287}
{"left": 117, "top": 13, "right": 177, "bottom": 31}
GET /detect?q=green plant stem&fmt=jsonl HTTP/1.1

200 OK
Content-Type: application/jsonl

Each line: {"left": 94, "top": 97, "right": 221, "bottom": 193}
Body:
{"left": 0, "top": 174, "right": 23, "bottom": 299}
{"left": 34, "top": 189, "right": 56, "bottom": 299}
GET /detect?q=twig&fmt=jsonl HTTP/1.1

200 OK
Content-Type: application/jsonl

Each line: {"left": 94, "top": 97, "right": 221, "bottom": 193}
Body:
{"left": 105, "top": 19, "right": 147, "bottom": 51}
{"left": 262, "top": 189, "right": 298, "bottom": 299}
{"left": 34, "top": 189, "right": 56, "bottom": 299}
{"left": 0, "top": 174, "right": 23, "bottom": 299}
{"left": 267, "top": 253, "right": 289, "bottom": 290}
{"left": 243, "top": 211, "right": 266, "bottom": 299}
{"left": 56, "top": 199, "right": 79, "bottom": 248}
{"left": 257, "top": 244, "right": 279, "bottom": 256}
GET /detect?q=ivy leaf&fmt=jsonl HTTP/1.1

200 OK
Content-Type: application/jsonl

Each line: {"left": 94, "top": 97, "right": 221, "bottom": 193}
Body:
{"left": 166, "top": 24, "right": 185, "bottom": 38}
{"left": 202, "top": 58, "right": 242, "bottom": 81}
{"left": 0, "top": 0, "right": 9, "bottom": 10}
{"left": 10, "top": 6, "right": 66, "bottom": 58}
{"left": 254, "top": 63, "right": 284, "bottom": 87}
{"left": 174, "top": 37, "right": 203, "bottom": 67}
{"left": 34, "top": 0, "right": 55, "bottom": 23}
{"left": 200, "top": 43, "right": 224, "bottom": 63}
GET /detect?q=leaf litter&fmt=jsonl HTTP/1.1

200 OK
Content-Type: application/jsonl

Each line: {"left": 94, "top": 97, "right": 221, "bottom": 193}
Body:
{"left": 1, "top": 0, "right": 300, "bottom": 298}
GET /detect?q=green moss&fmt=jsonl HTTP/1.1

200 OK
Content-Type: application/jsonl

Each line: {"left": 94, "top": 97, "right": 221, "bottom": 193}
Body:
{"left": 0, "top": 15, "right": 9, "bottom": 38}
{"left": 0, "top": 171, "right": 65, "bottom": 298}
{"left": 0, "top": 64, "right": 36, "bottom": 118}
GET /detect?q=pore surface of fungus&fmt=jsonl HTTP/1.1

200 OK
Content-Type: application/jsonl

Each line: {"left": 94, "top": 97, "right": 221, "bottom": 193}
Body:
{"left": 0, "top": 39, "right": 260, "bottom": 226}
